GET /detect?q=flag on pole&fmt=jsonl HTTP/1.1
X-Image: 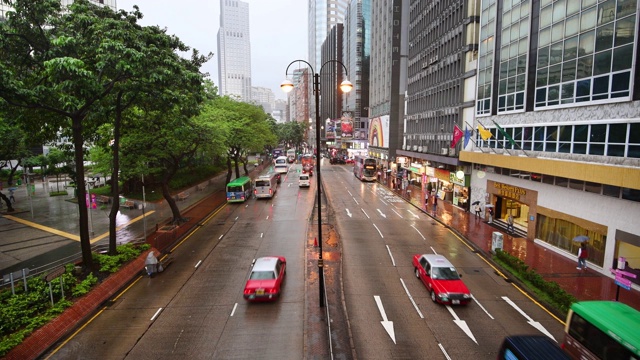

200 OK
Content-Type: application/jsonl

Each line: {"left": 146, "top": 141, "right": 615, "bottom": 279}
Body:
{"left": 492, "top": 120, "right": 516, "bottom": 146}
{"left": 463, "top": 128, "right": 472, "bottom": 148}
{"left": 451, "top": 125, "right": 463, "bottom": 148}
{"left": 478, "top": 124, "right": 493, "bottom": 141}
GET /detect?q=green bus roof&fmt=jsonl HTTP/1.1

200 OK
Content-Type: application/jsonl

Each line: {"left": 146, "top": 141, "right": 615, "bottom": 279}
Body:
{"left": 227, "top": 176, "right": 251, "bottom": 187}
{"left": 571, "top": 301, "right": 640, "bottom": 355}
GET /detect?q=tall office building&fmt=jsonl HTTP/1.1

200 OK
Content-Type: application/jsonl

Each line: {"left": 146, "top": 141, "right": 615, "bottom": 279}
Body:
{"left": 217, "top": 0, "right": 252, "bottom": 101}
{"left": 342, "top": 0, "right": 371, "bottom": 156}
{"left": 400, "top": 0, "right": 481, "bottom": 210}
{"left": 459, "top": 0, "right": 640, "bottom": 274}
{"left": 308, "top": 0, "right": 350, "bottom": 149}
{"left": 367, "top": 0, "right": 408, "bottom": 168}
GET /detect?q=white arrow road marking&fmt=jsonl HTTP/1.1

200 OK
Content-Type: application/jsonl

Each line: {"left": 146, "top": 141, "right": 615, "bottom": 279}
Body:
{"left": 361, "top": 209, "right": 370, "bottom": 219}
{"left": 471, "top": 294, "right": 494, "bottom": 319}
{"left": 400, "top": 278, "right": 424, "bottom": 318}
{"left": 377, "top": 209, "right": 387, "bottom": 218}
{"left": 411, "top": 225, "right": 426, "bottom": 240}
{"left": 407, "top": 210, "right": 420, "bottom": 219}
{"left": 373, "top": 224, "right": 384, "bottom": 238}
{"left": 346, "top": 208, "right": 352, "bottom": 217}
{"left": 374, "top": 296, "right": 396, "bottom": 344}
{"left": 392, "top": 209, "right": 403, "bottom": 218}
{"left": 386, "top": 245, "right": 396, "bottom": 266}
{"left": 502, "top": 297, "right": 556, "bottom": 341}
{"left": 446, "top": 305, "right": 477, "bottom": 344}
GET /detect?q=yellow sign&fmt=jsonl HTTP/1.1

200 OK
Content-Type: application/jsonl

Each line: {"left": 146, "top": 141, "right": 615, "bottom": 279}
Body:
{"left": 494, "top": 182, "right": 526, "bottom": 200}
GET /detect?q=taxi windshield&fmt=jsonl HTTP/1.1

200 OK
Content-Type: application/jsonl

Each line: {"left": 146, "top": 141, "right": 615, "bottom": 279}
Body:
{"left": 431, "top": 267, "right": 460, "bottom": 280}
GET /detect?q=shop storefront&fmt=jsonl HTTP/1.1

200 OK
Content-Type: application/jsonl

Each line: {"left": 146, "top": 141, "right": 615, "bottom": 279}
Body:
{"left": 486, "top": 180, "right": 538, "bottom": 238}
{"left": 430, "top": 168, "right": 470, "bottom": 210}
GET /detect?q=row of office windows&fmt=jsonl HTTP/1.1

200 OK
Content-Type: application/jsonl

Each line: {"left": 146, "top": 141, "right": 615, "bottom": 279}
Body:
{"left": 476, "top": 122, "right": 640, "bottom": 158}
{"left": 480, "top": 164, "right": 640, "bottom": 203}
{"left": 476, "top": 0, "right": 638, "bottom": 115}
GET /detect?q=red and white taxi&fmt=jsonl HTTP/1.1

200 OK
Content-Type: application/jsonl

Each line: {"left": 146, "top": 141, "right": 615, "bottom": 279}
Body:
{"left": 243, "top": 256, "right": 286, "bottom": 302}
{"left": 412, "top": 254, "right": 471, "bottom": 305}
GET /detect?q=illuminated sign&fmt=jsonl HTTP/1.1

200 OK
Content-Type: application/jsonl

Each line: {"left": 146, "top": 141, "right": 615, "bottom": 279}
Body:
{"left": 494, "top": 182, "right": 527, "bottom": 200}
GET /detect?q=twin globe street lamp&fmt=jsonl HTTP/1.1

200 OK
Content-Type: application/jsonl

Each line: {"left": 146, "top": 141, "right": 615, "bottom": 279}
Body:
{"left": 281, "top": 60, "right": 352, "bottom": 307}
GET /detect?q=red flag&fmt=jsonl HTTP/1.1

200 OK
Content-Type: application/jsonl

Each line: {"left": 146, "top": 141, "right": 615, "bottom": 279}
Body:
{"left": 451, "top": 125, "right": 463, "bottom": 148}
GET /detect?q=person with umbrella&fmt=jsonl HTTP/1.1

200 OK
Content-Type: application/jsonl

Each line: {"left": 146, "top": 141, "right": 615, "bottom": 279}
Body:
{"left": 576, "top": 237, "right": 589, "bottom": 270}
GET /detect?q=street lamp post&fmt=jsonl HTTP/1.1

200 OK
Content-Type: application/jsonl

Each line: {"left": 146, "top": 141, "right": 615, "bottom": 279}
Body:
{"left": 281, "top": 60, "right": 352, "bottom": 307}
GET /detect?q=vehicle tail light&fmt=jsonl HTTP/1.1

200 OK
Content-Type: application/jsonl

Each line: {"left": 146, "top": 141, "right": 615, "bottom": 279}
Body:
{"left": 269, "top": 189, "right": 273, "bottom": 195}
{"left": 254, "top": 189, "right": 257, "bottom": 194}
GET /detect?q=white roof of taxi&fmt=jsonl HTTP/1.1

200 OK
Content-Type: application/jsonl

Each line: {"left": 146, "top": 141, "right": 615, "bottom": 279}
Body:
{"left": 252, "top": 256, "right": 280, "bottom": 272}
{"left": 421, "top": 254, "right": 455, "bottom": 268}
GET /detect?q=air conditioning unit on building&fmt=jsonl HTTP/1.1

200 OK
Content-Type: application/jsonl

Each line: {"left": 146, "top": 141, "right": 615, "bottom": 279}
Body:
{"left": 441, "top": 148, "right": 448, "bottom": 155}
{"left": 418, "top": 146, "right": 423, "bottom": 152}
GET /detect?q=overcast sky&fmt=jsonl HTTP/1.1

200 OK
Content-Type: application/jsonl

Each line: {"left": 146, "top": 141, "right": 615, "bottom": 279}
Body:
{"left": 115, "top": 0, "right": 308, "bottom": 99}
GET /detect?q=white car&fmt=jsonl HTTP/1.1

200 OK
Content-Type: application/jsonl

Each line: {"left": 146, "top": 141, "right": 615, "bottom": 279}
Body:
{"left": 299, "top": 174, "right": 310, "bottom": 187}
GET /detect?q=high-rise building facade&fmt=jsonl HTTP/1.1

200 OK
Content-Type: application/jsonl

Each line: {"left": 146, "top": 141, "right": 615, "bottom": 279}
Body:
{"left": 367, "top": 0, "right": 408, "bottom": 168}
{"left": 308, "top": 0, "right": 350, "bottom": 150}
{"left": 217, "top": 0, "right": 252, "bottom": 101}
{"left": 320, "top": 23, "right": 345, "bottom": 149}
{"left": 399, "top": 0, "right": 481, "bottom": 211}
{"left": 251, "top": 86, "right": 275, "bottom": 114}
{"left": 342, "top": 0, "right": 371, "bottom": 157}
{"left": 460, "top": 0, "right": 640, "bottom": 274}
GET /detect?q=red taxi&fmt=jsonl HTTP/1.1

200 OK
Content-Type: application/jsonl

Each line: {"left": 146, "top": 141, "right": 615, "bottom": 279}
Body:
{"left": 243, "top": 256, "right": 286, "bottom": 302}
{"left": 412, "top": 254, "right": 471, "bottom": 305}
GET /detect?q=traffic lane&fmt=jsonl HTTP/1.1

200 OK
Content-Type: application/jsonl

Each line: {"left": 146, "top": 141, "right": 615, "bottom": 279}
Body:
{"left": 338, "top": 225, "right": 446, "bottom": 359}
{"left": 329, "top": 176, "right": 564, "bottom": 358}
{"left": 123, "top": 207, "right": 307, "bottom": 358}
{"left": 325, "top": 172, "right": 445, "bottom": 357}
{"left": 47, "top": 191, "right": 309, "bottom": 359}
{"left": 388, "top": 226, "right": 565, "bottom": 357}
{"left": 44, "top": 207, "right": 239, "bottom": 360}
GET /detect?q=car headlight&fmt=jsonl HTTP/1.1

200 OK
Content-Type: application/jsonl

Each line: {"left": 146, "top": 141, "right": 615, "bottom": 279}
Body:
{"left": 463, "top": 294, "right": 471, "bottom": 299}
{"left": 438, "top": 293, "right": 449, "bottom": 301}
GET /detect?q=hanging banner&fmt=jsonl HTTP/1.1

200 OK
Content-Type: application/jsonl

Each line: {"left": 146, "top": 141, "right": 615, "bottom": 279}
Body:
{"left": 341, "top": 111, "right": 354, "bottom": 139}
{"left": 326, "top": 119, "right": 336, "bottom": 140}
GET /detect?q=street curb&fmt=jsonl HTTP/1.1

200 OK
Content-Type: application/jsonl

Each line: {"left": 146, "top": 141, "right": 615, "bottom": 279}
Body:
{"left": 4, "top": 249, "right": 159, "bottom": 360}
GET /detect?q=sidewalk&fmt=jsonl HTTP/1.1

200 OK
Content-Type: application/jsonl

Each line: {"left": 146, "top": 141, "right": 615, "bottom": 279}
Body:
{"left": 388, "top": 181, "right": 640, "bottom": 311}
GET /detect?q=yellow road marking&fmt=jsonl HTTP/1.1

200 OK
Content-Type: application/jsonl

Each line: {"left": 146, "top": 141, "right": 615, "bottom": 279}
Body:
{"left": 3, "top": 210, "right": 155, "bottom": 243}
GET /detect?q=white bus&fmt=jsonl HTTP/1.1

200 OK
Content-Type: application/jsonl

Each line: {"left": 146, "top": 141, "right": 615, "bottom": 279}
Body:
{"left": 254, "top": 173, "right": 279, "bottom": 199}
{"left": 274, "top": 156, "right": 289, "bottom": 174}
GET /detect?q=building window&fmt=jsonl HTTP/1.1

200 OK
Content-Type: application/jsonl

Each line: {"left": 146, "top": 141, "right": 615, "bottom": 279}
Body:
{"left": 536, "top": 214, "right": 605, "bottom": 267}
{"left": 535, "top": 0, "right": 637, "bottom": 108}
{"left": 476, "top": 0, "right": 497, "bottom": 116}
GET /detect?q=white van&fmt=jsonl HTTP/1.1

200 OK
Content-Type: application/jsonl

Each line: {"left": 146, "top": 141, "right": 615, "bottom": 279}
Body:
{"left": 254, "top": 173, "right": 279, "bottom": 199}
{"left": 299, "top": 174, "right": 310, "bottom": 188}
{"left": 274, "top": 156, "right": 288, "bottom": 174}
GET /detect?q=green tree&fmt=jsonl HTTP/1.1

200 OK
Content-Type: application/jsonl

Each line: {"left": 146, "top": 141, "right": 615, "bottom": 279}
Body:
{"left": 0, "top": 0, "right": 169, "bottom": 267}
{"left": 208, "top": 97, "right": 276, "bottom": 184}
